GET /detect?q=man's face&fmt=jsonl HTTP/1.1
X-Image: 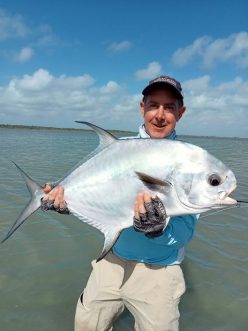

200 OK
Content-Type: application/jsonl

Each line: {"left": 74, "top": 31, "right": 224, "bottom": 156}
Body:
{"left": 140, "top": 88, "right": 186, "bottom": 138}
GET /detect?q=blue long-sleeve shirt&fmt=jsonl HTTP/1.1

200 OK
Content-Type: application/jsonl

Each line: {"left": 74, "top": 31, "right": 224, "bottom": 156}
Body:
{"left": 112, "top": 125, "right": 199, "bottom": 266}
{"left": 113, "top": 214, "right": 198, "bottom": 265}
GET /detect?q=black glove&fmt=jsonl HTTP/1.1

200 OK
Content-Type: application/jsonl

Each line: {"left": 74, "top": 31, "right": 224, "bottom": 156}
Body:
{"left": 41, "top": 182, "right": 70, "bottom": 215}
{"left": 40, "top": 198, "right": 70, "bottom": 214}
{"left": 133, "top": 196, "right": 167, "bottom": 237}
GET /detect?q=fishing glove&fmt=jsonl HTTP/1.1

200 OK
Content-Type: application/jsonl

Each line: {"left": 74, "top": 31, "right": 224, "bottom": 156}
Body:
{"left": 40, "top": 198, "right": 70, "bottom": 214}
{"left": 133, "top": 196, "right": 167, "bottom": 237}
{"left": 40, "top": 183, "right": 70, "bottom": 215}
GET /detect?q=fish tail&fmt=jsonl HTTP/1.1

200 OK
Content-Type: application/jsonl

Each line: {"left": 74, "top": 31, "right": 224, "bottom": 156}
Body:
{"left": 2, "top": 162, "right": 43, "bottom": 243}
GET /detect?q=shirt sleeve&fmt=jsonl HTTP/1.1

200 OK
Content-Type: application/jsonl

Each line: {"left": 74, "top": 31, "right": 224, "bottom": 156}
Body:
{"left": 149, "top": 214, "right": 199, "bottom": 248}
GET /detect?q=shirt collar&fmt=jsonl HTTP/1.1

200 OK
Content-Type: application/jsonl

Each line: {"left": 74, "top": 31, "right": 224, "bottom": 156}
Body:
{"left": 137, "top": 124, "right": 177, "bottom": 140}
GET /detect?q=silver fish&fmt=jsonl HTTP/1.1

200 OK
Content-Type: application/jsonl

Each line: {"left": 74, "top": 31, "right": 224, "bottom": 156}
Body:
{"left": 2, "top": 122, "right": 237, "bottom": 260}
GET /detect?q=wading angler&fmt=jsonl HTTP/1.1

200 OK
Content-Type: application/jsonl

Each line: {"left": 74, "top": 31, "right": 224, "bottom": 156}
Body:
{"left": 4, "top": 75, "right": 238, "bottom": 331}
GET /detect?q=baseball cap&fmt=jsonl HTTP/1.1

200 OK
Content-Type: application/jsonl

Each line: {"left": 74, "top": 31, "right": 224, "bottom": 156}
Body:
{"left": 142, "top": 75, "right": 184, "bottom": 100}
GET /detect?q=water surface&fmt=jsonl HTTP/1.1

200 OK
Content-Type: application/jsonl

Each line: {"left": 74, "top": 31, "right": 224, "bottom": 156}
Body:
{"left": 0, "top": 128, "right": 247, "bottom": 330}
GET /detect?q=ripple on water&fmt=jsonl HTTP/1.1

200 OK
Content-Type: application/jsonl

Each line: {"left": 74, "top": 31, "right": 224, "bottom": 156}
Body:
{"left": 0, "top": 129, "right": 248, "bottom": 331}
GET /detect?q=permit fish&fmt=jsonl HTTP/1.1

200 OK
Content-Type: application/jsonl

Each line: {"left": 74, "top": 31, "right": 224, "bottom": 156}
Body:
{"left": 2, "top": 122, "right": 237, "bottom": 260}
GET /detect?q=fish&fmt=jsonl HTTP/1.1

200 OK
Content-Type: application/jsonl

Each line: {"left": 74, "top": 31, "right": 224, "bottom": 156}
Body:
{"left": 2, "top": 122, "right": 237, "bottom": 261}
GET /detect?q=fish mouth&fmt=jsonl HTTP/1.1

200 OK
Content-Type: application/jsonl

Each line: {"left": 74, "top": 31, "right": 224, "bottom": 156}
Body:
{"left": 178, "top": 192, "right": 237, "bottom": 211}
{"left": 217, "top": 191, "right": 237, "bottom": 206}
{"left": 215, "top": 196, "right": 237, "bottom": 207}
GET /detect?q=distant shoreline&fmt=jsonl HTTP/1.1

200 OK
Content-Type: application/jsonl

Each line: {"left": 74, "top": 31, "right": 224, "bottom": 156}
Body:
{"left": 0, "top": 124, "right": 246, "bottom": 140}
{"left": 0, "top": 124, "right": 136, "bottom": 134}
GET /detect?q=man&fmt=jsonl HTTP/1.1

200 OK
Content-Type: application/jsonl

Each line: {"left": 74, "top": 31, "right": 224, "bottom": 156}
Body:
{"left": 42, "top": 75, "right": 198, "bottom": 331}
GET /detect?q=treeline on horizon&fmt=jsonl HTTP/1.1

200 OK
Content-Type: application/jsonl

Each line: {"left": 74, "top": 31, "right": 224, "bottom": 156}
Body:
{"left": 0, "top": 123, "right": 136, "bottom": 134}
{"left": 0, "top": 124, "right": 245, "bottom": 140}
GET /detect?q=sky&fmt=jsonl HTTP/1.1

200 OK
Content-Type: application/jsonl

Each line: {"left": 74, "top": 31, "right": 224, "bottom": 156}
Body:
{"left": 0, "top": 0, "right": 247, "bottom": 137}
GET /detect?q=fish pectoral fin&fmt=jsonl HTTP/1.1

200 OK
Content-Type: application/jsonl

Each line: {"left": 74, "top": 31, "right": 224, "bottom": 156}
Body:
{"left": 96, "top": 228, "right": 123, "bottom": 262}
{"left": 135, "top": 171, "right": 172, "bottom": 190}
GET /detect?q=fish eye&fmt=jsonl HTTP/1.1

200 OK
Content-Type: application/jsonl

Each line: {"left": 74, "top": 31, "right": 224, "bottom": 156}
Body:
{"left": 208, "top": 174, "right": 222, "bottom": 186}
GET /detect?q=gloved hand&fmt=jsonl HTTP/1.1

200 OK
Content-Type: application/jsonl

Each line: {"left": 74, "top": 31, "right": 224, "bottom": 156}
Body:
{"left": 41, "top": 183, "right": 70, "bottom": 214}
{"left": 133, "top": 193, "right": 167, "bottom": 237}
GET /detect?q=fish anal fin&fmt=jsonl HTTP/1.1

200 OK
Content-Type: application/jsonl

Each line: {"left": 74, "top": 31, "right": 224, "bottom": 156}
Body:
{"left": 96, "top": 228, "right": 123, "bottom": 262}
{"left": 135, "top": 171, "right": 172, "bottom": 189}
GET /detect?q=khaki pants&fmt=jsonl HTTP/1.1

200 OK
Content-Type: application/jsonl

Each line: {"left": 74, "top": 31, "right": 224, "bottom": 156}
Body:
{"left": 74, "top": 251, "right": 185, "bottom": 331}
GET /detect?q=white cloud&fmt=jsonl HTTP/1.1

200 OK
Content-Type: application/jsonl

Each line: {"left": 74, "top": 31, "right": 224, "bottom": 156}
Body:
{"left": 11, "top": 69, "right": 53, "bottom": 90}
{"left": 99, "top": 81, "right": 121, "bottom": 94}
{"left": 0, "top": 8, "right": 29, "bottom": 40}
{"left": 0, "top": 69, "right": 140, "bottom": 130}
{"left": 107, "top": 40, "right": 132, "bottom": 52}
{"left": 178, "top": 75, "right": 248, "bottom": 137}
{"left": 15, "top": 47, "right": 34, "bottom": 62}
{"left": 0, "top": 70, "right": 248, "bottom": 137}
{"left": 172, "top": 31, "right": 248, "bottom": 69}
{"left": 0, "top": 8, "right": 61, "bottom": 63}
{"left": 172, "top": 37, "right": 211, "bottom": 67}
{"left": 35, "top": 24, "right": 60, "bottom": 48}
{"left": 135, "top": 62, "right": 162, "bottom": 80}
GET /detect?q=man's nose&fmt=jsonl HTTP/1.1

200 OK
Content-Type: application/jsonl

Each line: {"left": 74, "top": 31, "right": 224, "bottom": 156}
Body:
{"left": 155, "top": 106, "right": 165, "bottom": 119}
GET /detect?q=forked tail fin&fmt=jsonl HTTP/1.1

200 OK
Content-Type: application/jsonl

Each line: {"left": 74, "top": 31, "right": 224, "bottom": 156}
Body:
{"left": 2, "top": 162, "right": 43, "bottom": 243}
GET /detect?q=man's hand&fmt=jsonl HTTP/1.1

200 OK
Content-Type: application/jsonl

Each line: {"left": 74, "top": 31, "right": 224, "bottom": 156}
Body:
{"left": 133, "top": 192, "right": 167, "bottom": 237}
{"left": 41, "top": 184, "right": 70, "bottom": 214}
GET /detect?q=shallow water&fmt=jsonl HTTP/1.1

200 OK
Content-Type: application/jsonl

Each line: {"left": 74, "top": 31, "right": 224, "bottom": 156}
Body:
{"left": 0, "top": 128, "right": 247, "bottom": 331}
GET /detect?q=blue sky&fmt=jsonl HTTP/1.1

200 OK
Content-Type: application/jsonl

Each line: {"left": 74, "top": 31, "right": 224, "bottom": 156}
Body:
{"left": 0, "top": 0, "right": 247, "bottom": 137}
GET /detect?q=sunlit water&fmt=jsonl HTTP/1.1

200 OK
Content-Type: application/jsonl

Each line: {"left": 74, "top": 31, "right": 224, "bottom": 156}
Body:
{"left": 0, "top": 128, "right": 247, "bottom": 331}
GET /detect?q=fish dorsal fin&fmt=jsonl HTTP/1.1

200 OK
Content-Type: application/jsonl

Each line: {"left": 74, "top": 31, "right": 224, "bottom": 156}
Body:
{"left": 75, "top": 121, "right": 117, "bottom": 149}
{"left": 57, "top": 122, "right": 117, "bottom": 184}
{"left": 135, "top": 171, "right": 172, "bottom": 188}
